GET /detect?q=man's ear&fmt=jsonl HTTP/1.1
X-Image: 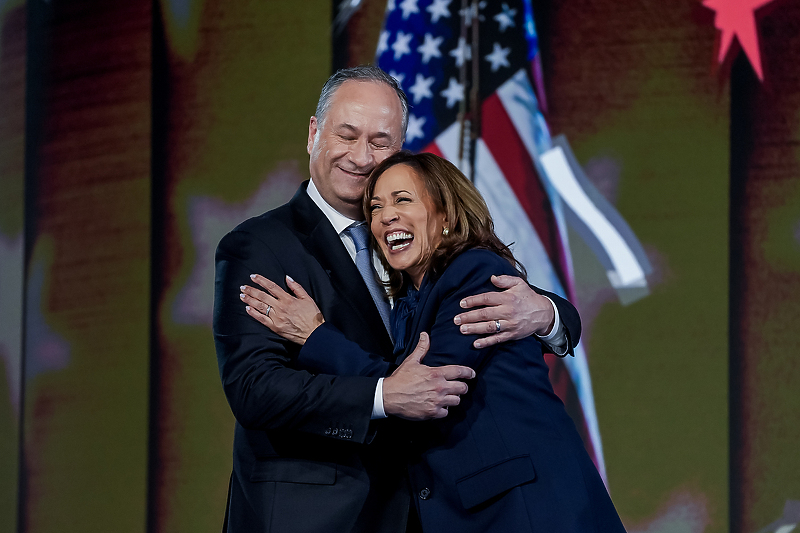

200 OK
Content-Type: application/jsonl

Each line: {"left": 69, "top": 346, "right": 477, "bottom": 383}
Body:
{"left": 307, "top": 116, "right": 318, "bottom": 155}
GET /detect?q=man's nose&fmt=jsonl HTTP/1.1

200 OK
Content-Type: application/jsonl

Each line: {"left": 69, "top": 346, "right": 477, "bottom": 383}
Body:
{"left": 350, "top": 138, "right": 373, "bottom": 168}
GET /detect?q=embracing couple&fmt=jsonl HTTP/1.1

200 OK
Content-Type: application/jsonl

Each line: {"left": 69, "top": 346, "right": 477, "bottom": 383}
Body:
{"left": 213, "top": 65, "right": 626, "bottom": 533}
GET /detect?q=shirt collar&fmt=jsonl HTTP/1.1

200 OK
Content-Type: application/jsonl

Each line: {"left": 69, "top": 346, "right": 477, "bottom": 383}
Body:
{"left": 307, "top": 178, "right": 361, "bottom": 235}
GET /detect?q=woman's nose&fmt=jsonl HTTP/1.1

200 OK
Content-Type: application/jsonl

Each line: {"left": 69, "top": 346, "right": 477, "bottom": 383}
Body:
{"left": 381, "top": 206, "right": 398, "bottom": 224}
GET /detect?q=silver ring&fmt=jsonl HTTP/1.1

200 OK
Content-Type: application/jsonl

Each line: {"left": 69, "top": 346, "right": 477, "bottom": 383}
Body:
{"left": 266, "top": 305, "right": 272, "bottom": 317}
{"left": 494, "top": 319, "right": 501, "bottom": 333}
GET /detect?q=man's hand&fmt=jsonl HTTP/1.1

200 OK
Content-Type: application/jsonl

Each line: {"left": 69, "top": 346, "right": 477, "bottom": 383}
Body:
{"left": 382, "top": 333, "right": 476, "bottom": 420}
{"left": 453, "top": 275, "right": 555, "bottom": 349}
{"left": 241, "top": 274, "right": 325, "bottom": 345}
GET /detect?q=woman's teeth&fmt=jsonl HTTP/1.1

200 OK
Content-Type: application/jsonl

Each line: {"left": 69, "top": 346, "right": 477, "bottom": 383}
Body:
{"left": 386, "top": 232, "right": 413, "bottom": 250}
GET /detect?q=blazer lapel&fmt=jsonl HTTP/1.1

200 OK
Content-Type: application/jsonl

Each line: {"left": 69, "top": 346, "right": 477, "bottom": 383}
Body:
{"left": 290, "top": 184, "right": 393, "bottom": 351}
{"left": 395, "top": 274, "right": 437, "bottom": 364}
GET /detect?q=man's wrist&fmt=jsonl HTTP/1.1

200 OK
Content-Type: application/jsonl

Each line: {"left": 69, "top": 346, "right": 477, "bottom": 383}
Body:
{"left": 535, "top": 296, "right": 568, "bottom": 355}
{"left": 371, "top": 377, "right": 387, "bottom": 419}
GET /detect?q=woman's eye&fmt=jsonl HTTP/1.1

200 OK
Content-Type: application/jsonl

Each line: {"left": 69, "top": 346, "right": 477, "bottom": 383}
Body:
{"left": 369, "top": 204, "right": 381, "bottom": 212}
{"left": 396, "top": 197, "right": 411, "bottom": 203}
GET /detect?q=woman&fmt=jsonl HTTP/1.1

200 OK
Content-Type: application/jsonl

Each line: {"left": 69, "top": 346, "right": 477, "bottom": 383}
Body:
{"left": 361, "top": 151, "right": 626, "bottom": 532}
{"left": 245, "top": 151, "right": 626, "bottom": 532}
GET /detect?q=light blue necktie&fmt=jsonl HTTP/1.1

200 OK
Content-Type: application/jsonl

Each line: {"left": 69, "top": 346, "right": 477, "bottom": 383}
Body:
{"left": 346, "top": 223, "right": 392, "bottom": 339}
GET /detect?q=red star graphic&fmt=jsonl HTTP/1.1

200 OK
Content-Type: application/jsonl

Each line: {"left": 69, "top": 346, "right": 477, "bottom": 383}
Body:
{"left": 703, "top": 0, "right": 775, "bottom": 80}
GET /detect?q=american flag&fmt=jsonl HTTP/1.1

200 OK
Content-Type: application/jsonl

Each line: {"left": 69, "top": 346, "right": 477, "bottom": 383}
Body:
{"left": 376, "top": 0, "right": 609, "bottom": 480}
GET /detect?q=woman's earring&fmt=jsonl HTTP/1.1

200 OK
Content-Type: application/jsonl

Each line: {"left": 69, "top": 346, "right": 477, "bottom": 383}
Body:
{"left": 442, "top": 227, "right": 449, "bottom": 236}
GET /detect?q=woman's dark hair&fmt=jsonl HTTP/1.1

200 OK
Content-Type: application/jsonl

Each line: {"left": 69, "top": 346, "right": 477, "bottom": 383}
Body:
{"left": 363, "top": 150, "right": 527, "bottom": 297}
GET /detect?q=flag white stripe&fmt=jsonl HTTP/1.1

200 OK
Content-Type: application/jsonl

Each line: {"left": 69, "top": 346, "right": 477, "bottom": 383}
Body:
{"left": 497, "top": 71, "right": 647, "bottom": 290}
{"left": 540, "top": 147, "right": 647, "bottom": 288}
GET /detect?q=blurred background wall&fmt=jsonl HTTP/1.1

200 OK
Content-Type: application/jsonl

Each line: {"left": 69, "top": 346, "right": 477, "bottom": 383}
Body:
{"left": 0, "top": 1, "right": 798, "bottom": 532}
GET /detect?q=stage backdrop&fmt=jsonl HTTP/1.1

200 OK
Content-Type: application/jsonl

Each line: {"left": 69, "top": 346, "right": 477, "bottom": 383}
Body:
{"left": 0, "top": 1, "right": 798, "bottom": 533}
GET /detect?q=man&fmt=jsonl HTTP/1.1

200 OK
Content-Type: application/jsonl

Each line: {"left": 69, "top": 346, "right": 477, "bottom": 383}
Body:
{"left": 213, "top": 66, "right": 580, "bottom": 533}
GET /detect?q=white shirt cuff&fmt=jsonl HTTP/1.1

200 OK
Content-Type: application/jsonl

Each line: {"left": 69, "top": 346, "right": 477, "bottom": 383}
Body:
{"left": 372, "top": 377, "right": 387, "bottom": 419}
{"left": 535, "top": 296, "right": 569, "bottom": 356}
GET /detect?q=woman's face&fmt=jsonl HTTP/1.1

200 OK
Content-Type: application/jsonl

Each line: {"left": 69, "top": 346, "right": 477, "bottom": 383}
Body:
{"left": 369, "top": 164, "right": 447, "bottom": 288}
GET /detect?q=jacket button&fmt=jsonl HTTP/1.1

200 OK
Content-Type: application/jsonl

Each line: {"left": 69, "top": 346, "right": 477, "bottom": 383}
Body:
{"left": 418, "top": 488, "right": 431, "bottom": 500}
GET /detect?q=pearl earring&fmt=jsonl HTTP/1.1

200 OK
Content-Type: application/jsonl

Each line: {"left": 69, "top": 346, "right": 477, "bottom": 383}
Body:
{"left": 442, "top": 227, "right": 449, "bottom": 236}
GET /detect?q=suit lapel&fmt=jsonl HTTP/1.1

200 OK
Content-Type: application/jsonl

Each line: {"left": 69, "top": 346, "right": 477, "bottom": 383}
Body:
{"left": 395, "top": 274, "right": 437, "bottom": 364}
{"left": 290, "top": 184, "right": 393, "bottom": 351}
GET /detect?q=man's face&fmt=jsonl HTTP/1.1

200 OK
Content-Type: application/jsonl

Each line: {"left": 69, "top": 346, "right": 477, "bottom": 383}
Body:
{"left": 307, "top": 80, "right": 404, "bottom": 220}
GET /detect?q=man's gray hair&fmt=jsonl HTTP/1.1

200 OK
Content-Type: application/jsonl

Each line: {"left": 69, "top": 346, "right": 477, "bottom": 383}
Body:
{"left": 315, "top": 65, "right": 409, "bottom": 140}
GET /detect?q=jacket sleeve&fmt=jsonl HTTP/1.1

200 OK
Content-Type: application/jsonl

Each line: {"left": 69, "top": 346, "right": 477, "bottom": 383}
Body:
{"left": 530, "top": 285, "right": 582, "bottom": 356}
{"left": 213, "top": 229, "right": 379, "bottom": 444}
{"left": 422, "top": 252, "right": 528, "bottom": 370}
{"left": 299, "top": 322, "right": 393, "bottom": 377}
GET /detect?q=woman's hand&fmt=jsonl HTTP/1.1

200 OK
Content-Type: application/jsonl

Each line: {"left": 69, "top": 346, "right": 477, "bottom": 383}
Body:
{"left": 240, "top": 274, "right": 324, "bottom": 345}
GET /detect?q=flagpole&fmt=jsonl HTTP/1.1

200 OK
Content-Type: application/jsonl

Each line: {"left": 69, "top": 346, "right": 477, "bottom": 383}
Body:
{"left": 456, "top": 0, "right": 469, "bottom": 169}
{"left": 468, "top": 0, "right": 481, "bottom": 182}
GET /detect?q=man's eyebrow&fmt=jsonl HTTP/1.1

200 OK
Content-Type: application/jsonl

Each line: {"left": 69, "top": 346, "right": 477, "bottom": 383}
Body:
{"left": 335, "top": 122, "right": 392, "bottom": 139}
{"left": 335, "top": 123, "right": 360, "bottom": 134}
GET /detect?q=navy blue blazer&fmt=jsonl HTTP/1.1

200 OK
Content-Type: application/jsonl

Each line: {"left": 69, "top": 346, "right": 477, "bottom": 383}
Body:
{"left": 304, "top": 249, "right": 625, "bottom": 533}
{"left": 213, "top": 183, "right": 408, "bottom": 533}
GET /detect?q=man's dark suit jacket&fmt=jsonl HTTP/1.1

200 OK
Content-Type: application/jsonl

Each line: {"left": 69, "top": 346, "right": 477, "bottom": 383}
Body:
{"left": 305, "top": 249, "right": 625, "bottom": 533}
{"left": 213, "top": 183, "right": 582, "bottom": 533}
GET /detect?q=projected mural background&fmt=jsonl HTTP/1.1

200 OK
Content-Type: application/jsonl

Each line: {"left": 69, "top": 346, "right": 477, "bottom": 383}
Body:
{"left": 0, "top": 1, "right": 798, "bottom": 532}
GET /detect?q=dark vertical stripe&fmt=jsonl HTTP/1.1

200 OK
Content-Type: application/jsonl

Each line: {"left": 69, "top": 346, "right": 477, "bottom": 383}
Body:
{"left": 147, "top": 1, "right": 169, "bottom": 531}
{"left": 18, "top": 1, "right": 54, "bottom": 530}
{"left": 332, "top": 0, "right": 348, "bottom": 71}
{"left": 728, "top": 52, "right": 756, "bottom": 533}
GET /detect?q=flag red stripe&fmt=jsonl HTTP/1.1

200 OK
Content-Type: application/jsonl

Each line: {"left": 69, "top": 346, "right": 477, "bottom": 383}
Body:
{"left": 421, "top": 142, "right": 444, "bottom": 158}
{"left": 544, "top": 354, "right": 598, "bottom": 467}
{"left": 480, "top": 93, "right": 568, "bottom": 289}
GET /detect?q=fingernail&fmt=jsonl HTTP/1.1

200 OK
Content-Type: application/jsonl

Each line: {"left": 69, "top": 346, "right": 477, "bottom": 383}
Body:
{"left": 474, "top": 341, "right": 483, "bottom": 349}
{"left": 245, "top": 306, "right": 251, "bottom": 311}
{"left": 460, "top": 299, "right": 467, "bottom": 308}
{"left": 240, "top": 285, "right": 246, "bottom": 291}
{"left": 239, "top": 293, "right": 245, "bottom": 300}
{"left": 453, "top": 316, "right": 461, "bottom": 325}
{"left": 460, "top": 325, "right": 467, "bottom": 333}
{"left": 250, "top": 274, "right": 256, "bottom": 279}
{"left": 286, "top": 275, "right": 295, "bottom": 283}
